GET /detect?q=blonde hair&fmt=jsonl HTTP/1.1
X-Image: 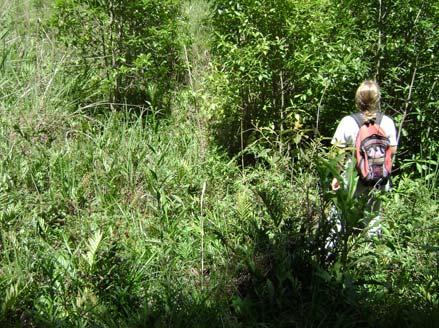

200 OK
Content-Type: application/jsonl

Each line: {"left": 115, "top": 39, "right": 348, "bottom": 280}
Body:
{"left": 355, "top": 80, "right": 381, "bottom": 120}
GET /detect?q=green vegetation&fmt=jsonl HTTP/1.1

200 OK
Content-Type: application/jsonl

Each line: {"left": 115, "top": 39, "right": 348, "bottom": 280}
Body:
{"left": 52, "top": 0, "right": 185, "bottom": 108}
{"left": 208, "top": 0, "right": 439, "bottom": 161}
{"left": 0, "top": 0, "right": 437, "bottom": 327}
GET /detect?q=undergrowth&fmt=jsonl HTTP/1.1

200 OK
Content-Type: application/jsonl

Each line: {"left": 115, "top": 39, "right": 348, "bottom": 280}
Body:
{"left": 0, "top": 1, "right": 437, "bottom": 327}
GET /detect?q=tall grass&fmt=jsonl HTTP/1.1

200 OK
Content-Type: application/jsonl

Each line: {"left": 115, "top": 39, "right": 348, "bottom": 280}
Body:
{"left": 0, "top": 1, "right": 239, "bottom": 325}
{"left": 0, "top": 1, "right": 437, "bottom": 327}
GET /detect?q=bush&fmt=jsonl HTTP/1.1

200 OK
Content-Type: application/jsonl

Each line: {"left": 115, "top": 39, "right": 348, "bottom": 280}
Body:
{"left": 208, "top": 0, "right": 439, "bottom": 165}
{"left": 208, "top": 0, "right": 369, "bottom": 154}
{"left": 345, "top": 177, "right": 439, "bottom": 326}
{"left": 52, "top": 0, "right": 186, "bottom": 109}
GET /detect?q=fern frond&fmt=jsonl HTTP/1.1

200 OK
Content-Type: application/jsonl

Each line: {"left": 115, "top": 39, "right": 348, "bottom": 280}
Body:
{"left": 82, "top": 230, "right": 103, "bottom": 269}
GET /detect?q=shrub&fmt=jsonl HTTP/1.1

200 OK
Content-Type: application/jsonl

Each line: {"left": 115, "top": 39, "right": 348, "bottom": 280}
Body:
{"left": 208, "top": 0, "right": 369, "bottom": 154}
{"left": 52, "top": 0, "right": 186, "bottom": 109}
{"left": 208, "top": 0, "right": 439, "bottom": 166}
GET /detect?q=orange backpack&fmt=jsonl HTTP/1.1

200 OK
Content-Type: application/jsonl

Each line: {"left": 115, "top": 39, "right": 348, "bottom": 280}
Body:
{"left": 351, "top": 112, "right": 393, "bottom": 186}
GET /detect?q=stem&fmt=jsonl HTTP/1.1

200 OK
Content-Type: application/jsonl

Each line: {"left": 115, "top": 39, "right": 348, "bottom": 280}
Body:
{"left": 413, "top": 9, "right": 422, "bottom": 26}
{"left": 316, "top": 82, "right": 328, "bottom": 135}
{"left": 375, "top": 0, "right": 383, "bottom": 80}
{"left": 200, "top": 181, "right": 207, "bottom": 289}
{"left": 426, "top": 79, "right": 437, "bottom": 101}
{"left": 241, "top": 105, "right": 245, "bottom": 171}
{"left": 341, "top": 221, "right": 348, "bottom": 272}
{"left": 279, "top": 71, "right": 285, "bottom": 154}
{"left": 183, "top": 44, "right": 194, "bottom": 89}
{"left": 109, "top": 0, "right": 116, "bottom": 105}
{"left": 397, "top": 65, "right": 417, "bottom": 146}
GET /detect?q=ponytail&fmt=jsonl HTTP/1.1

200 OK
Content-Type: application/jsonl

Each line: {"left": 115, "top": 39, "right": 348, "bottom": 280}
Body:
{"left": 355, "top": 80, "right": 381, "bottom": 120}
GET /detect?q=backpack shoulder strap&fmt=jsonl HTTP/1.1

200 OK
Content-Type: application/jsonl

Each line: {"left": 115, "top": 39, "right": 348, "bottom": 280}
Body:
{"left": 351, "top": 112, "right": 364, "bottom": 129}
{"left": 375, "top": 112, "right": 384, "bottom": 125}
{"left": 351, "top": 112, "right": 384, "bottom": 127}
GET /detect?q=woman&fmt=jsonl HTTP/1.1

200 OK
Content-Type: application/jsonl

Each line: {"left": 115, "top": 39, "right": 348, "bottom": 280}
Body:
{"left": 330, "top": 80, "right": 398, "bottom": 236}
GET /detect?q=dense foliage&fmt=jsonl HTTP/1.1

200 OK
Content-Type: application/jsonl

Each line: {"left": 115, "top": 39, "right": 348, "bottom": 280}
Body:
{"left": 209, "top": 0, "right": 439, "bottom": 168}
{"left": 0, "top": 0, "right": 437, "bottom": 327}
{"left": 52, "top": 0, "right": 185, "bottom": 108}
{"left": 209, "top": 0, "right": 368, "bottom": 154}
{"left": 345, "top": 0, "right": 439, "bottom": 169}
